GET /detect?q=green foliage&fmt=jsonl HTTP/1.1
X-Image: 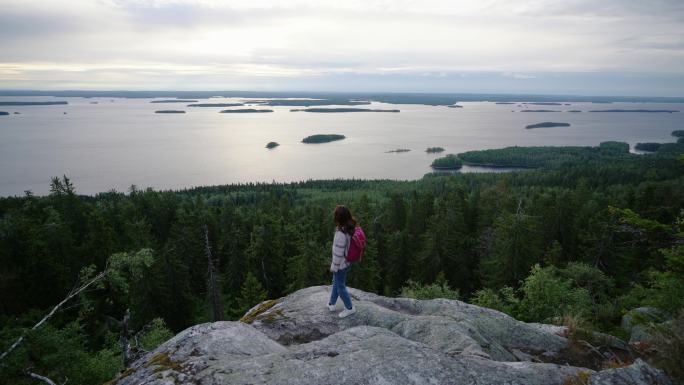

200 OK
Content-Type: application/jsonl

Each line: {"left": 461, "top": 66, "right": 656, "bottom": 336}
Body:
{"left": 399, "top": 272, "right": 460, "bottom": 300}
{"left": 517, "top": 264, "right": 592, "bottom": 322}
{"left": 138, "top": 318, "right": 174, "bottom": 351}
{"left": 234, "top": 272, "right": 268, "bottom": 318}
{"left": 0, "top": 321, "right": 121, "bottom": 385}
{"left": 470, "top": 286, "right": 519, "bottom": 315}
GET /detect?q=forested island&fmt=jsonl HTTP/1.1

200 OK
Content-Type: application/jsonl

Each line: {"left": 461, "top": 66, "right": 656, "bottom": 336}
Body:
{"left": 150, "top": 100, "right": 198, "bottom": 103}
{"left": 527, "top": 102, "right": 562, "bottom": 105}
{"left": 244, "top": 99, "right": 370, "bottom": 106}
{"left": 219, "top": 109, "right": 273, "bottom": 113}
{"left": 187, "top": 103, "right": 244, "bottom": 107}
{"left": 635, "top": 143, "right": 662, "bottom": 152}
{"left": 520, "top": 109, "right": 559, "bottom": 112}
{"left": 430, "top": 154, "right": 463, "bottom": 170}
{"left": 568, "top": 110, "right": 582, "bottom": 113}
{"left": 0, "top": 111, "right": 8, "bottom": 115}
{"left": 525, "top": 122, "right": 571, "bottom": 129}
{"left": 448, "top": 105, "right": 463, "bottom": 108}
{"left": 1, "top": 139, "right": 683, "bottom": 384}
{"left": 290, "top": 108, "right": 400, "bottom": 113}
{"left": 154, "top": 110, "right": 185, "bottom": 114}
{"left": 672, "top": 130, "right": 684, "bottom": 137}
{"left": 301, "top": 134, "right": 345, "bottom": 143}
{"left": 426, "top": 147, "right": 445, "bottom": 153}
{"left": 0, "top": 101, "right": 68, "bottom": 106}
{"left": 495, "top": 102, "right": 515, "bottom": 105}
{"left": 386, "top": 149, "right": 410, "bottom": 153}
{"left": 266, "top": 142, "right": 280, "bottom": 149}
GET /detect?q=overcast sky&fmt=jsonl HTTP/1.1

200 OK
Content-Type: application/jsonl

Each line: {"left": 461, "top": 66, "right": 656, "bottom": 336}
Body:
{"left": 1, "top": 0, "right": 683, "bottom": 95}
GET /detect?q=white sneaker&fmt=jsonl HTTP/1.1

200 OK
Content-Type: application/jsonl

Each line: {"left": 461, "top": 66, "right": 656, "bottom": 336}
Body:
{"left": 327, "top": 303, "right": 337, "bottom": 312}
{"left": 338, "top": 306, "right": 356, "bottom": 318}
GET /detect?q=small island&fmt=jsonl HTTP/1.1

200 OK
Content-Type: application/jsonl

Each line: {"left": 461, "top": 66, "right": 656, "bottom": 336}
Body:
{"left": 431, "top": 154, "right": 463, "bottom": 170}
{"left": 188, "top": 103, "right": 244, "bottom": 107}
{"left": 495, "top": 102, "right": 515, "bottom": 105}
{"left": 426, "top": 147, "right": 445, "bottom": 153}
{"left": 589, "top": 109, "right": 678, "bottom": 113}
{"left": 0, "top": 111, "right": 9, "bottom": 116}
{"left": 301, "top": 134, "right": 345, "bottom": 144}
{"left": 290, "top": 108, "right": 399, "bottom": 113}
{"left": 155, "top": 110, "right": 186, "bottom": 114}
{"left": 266, "top": 142, "right": 280, "bottom": 149}
{"left": 220, "top": 109, "right": 273, "bottom": 113}
{"left": 634, "top": 143, "right": 661, "bottom": 152}
{"left": 525, "top": 122, "right": 571, "bottom": 129}
{"left": 150, "top": 99, "right": 198, "bottom": 103}
{"left": 447, "top": 105, "right": 463, "bottom": 108}
{"left": 386, "top": 149, "right": 410, "bottom": 153}
{"left": 527, "top": 102, "right": 562, "bottom": 106}
{"left": 0, "top": 101, "right": 68, "bottom": 106}
{"left": 520, "top": 109, "right": 559, "bottom": 113}
{"left": 672, "top": 130, "right": 684, "bottom": 137}
{"left": 568, "top": 110, "right": 582, "bottom": 113}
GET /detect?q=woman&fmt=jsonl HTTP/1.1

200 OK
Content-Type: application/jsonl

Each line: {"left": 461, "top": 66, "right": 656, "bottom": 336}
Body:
{"left": 327, "top": 205, "right": 357, "bottom": 318}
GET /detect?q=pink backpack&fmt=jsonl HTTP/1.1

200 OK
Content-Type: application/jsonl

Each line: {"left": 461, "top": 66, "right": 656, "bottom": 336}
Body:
{"left": 345, "top": 227, "right": 366, "bottom": 263}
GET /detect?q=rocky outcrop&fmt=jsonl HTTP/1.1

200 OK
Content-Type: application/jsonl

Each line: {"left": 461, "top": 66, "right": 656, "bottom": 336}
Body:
{"left": 108, "top": 286, "right": 672, "bottom": 385}
{"left": 621, "top": 307, "right": 669, "bottom": 344}
{"left": 588, "top": 359, "right": 673, "bottom": 385}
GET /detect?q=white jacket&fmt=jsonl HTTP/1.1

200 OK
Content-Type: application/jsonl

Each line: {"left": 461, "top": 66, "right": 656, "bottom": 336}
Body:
{"left": 330, "top": 229, "right": 351, "bottom": 272}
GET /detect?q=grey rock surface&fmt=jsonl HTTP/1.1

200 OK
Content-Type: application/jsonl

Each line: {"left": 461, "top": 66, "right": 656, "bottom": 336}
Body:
{"left": 588, "top": 359, "right": 673, "bottom": 385}
{"left": 107, "top": 286, "right": 671, "bottom": 385}
{"left": 621, "top": 307, "right": 669, "bottom": 344}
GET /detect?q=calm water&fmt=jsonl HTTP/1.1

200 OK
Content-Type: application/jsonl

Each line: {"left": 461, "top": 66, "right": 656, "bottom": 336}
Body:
{"left": 1, "top": 96, "right": 682, "bottom": 196}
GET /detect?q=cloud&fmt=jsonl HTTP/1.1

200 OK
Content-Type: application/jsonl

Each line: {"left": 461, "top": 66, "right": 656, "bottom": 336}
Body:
{"left": 0, "top": 0, "right": 682, "bottom": 94}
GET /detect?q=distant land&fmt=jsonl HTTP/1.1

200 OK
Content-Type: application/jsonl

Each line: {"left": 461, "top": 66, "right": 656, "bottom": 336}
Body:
{"left": 187, "top": 103, "right": 243, "bottom": 107}
{"left": 520, "top": 110, "right": 559, "bottom": 112}
{"left": 2, "top": 90, "right": 684, "bottom": 104}
{"left": 495, "top": 102, "right": 516, "bottom": 105}
{"left": 0, "top": 111, "right": 9, "bottom": 115}
{"left": 634, "top": 143, "right": 661, "bottom": 152}
{"left": 266, "top": 142, "right": 279, "bottom": 149}
{"left": 672, "top": 130, "right": 684, "bottom": 137}
{"left": 245, "top": 99, "right": 370, "bottom": 106}
{"left": 431, "top": 154, "right": 463, "bottom": 170}
{"left": 386, "top": 149, "right": 410, "bottom": 153}
{"left": 589, "top": 109, "right": 679, "bottom": 113}
{"left": 0, "top": 101, "right": 68, "bottom": 106}
{"left": 568, "top": 110, "right": 582, "bottom": 113}
{"left": 150, "top": 99, "right": 198, "bottom": 103}
{"left": 290, "top": 108, "right": 400, "bottom": 113}
{"left": 301, "top": 134, "right": 345, "bottom": 144}
{"left": 526, "top": 102, "right": 563, "bottom": 106}
{"left": 447, "top": 105, "right": 463, "bottom": 108}
{"left": 219, "top": 109, "right": 273, "bottom": 113}
{"left": 426, "top": 147, "right": 445, "bottom": 153}
{"left": 155, "top": 110, "right": 185, "bottom": 114}
{"left": 525, "top": 122, "right": 571, "bottom": 129}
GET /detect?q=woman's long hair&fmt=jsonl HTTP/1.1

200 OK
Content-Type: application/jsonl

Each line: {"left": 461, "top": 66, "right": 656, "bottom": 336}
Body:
{"left": 333, "top": 205, "right": 357, "bottom": 235}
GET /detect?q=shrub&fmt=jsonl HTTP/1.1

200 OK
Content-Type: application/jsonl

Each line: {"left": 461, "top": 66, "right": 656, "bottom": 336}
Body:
{"left": 400, "top": 272, "right": 460, "bottom": 300}
{"left": 517, "top": 264, "right": 592, "bottom": 322}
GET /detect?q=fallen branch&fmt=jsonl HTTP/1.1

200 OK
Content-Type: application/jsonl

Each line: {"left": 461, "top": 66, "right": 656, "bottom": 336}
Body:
{"left": 24, "top": 367, "right": 68, "bottom": 385}
{"left": 0, "top": 267, "right": 108, "bottom": 363}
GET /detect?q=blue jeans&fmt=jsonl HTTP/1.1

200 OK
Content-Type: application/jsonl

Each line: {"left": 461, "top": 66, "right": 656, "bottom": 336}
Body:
{"left": 329, "top": 266, "right": 353, "bottom": 310}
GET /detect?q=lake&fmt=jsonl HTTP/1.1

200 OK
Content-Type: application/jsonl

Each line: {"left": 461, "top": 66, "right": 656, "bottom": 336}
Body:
{"left": 0, "top": 96, "right": 682, "bottom": 196}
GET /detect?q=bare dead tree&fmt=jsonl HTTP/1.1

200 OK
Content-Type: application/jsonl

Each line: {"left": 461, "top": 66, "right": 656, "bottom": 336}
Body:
{"left": 0, "top": 267, "right": 108, "bottom": 364}
{"left": 120, "top": 309, "right": 133, "bottom": 367}
{"left": 204, "top": 224, "right": 223, "bottom": 321}
{"left": 24, "top": 368, "right": 68, "bottom": 385}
